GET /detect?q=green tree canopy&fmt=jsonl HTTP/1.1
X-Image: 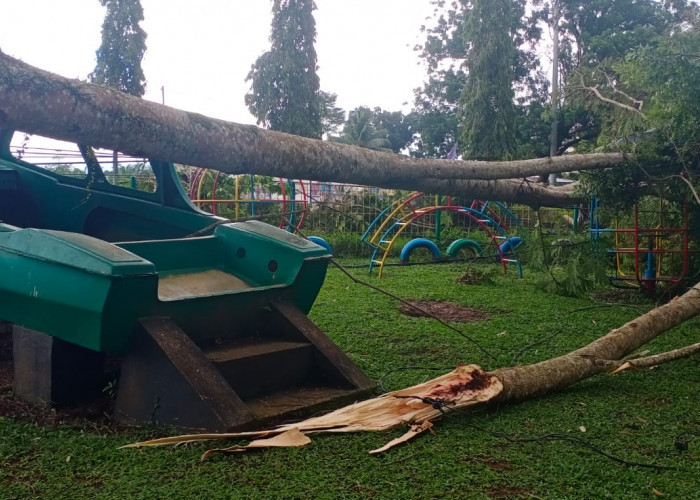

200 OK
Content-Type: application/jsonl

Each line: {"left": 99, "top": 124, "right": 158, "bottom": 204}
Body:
{"left": 412, "top": 0, "right": 695, "bottom": 162}
{"left": 412, "top": 0, "right": 544, "bottom": 159}
{"left": 245, "top": 0, "right": 322, "bottom": 139}
{"left": 580, "top": 13, "right": 700, "bottom": 209}
{"left": 331, "top": 106, "right": 392, "bottom": 152}
{"left": 459, "top": 0, "right": 521, "bottom": 160}
{"left": 90, "top": 0, "right": 147, "bottom": 97}
{"left": 371, "top": 108, "right": 415, "bottom": 154}
{"left": 411, "top": 68, "right": 464, "bottom": 158}
{"left": 551, "top": 0, "right": 693, "bottom": 155}
{"left": 319, "top": 91, "right": 345, "bottom": 137}
{"left": 557, "top": 0, "right": 682, "bottom": 73}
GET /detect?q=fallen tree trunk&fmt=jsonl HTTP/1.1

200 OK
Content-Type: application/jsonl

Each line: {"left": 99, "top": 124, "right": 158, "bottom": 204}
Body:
{"left": 125, "top": 281, "right": 700, "bottom": 455}
{"left": 0, "top": 50, "right": 627, "bottom": 207}
{"left": 491, "top": 281, "right": 700, "bottom": 402}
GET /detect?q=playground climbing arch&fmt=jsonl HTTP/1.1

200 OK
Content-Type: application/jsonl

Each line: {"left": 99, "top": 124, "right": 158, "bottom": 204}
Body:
{"left": 188, "top": 168, "right": 308, "bottom": 233}
{"left": 361, "top": 192, "right": 523, "bottom": 278}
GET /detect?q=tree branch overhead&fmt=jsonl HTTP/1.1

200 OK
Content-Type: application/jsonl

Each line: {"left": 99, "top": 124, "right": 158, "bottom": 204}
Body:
{"left": 0, "top": 51, "right": 629, "bottom": 207}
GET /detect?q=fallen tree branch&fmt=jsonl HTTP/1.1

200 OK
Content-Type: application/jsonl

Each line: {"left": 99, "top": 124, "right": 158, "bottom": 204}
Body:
{"left": 611, "top": 342, "right": 700, "bottom": 373}
{"left": 0, "top": 50, "right": 627, "bottom": 207}
{"left": 122, "top": 365, "right": 503, "bottom": 455}
{"left": 604, "top": 71, "right": 645, "bottom": 113}
{"left": 492, "top": 282, "right": 700, "bottom": 402}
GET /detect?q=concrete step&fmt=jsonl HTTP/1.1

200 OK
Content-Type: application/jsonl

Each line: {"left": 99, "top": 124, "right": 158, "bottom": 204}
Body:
{"left": 204, "top": 337, "right": 314, "bottom": 400}
{"left": 247, "top": 385, "right": 361, "bottom": 420}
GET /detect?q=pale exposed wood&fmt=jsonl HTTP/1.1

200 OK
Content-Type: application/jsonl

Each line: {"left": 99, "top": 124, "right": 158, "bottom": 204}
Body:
{"left": 575, "top": 71, "right": 645, "bottom": 116}
{"left": 123, "top": 365, "right": 502, "bottom": 453}
{"left": 201, "top": 428, "right": 312, "bottom": 458}
{"left": 369, "top": 421, "right": 434, "bottom": 454}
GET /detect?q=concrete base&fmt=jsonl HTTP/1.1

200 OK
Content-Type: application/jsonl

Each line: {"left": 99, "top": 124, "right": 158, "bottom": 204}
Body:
{"left": 114, "top": 317, "right": 254, "bottom": 431}
{"left": 0, "top": 321, "right": 11, "bottom": 335}
{"left": 0, "top": 321, "right": 11, "bottom": 361}
{"left": 13, "top": 326, "right": 105, "bottom": 406}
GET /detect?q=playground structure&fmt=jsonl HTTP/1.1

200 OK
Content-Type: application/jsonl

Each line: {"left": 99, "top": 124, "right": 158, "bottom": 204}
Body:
{"left": 188, "top": 168, "right": 308, "bottom": 233}
{"left": 590, "top": 198, "right": 691, "bottom": 293}
{"left": 0, "top": 130, "right": 373, "bottom": 430}
{"left": 362, "top": 192, "right": 523, "bottom": 277}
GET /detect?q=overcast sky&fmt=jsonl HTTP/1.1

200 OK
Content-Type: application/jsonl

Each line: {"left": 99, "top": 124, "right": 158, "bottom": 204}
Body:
{"left": 1, "top": 1, "right": 434, "bottom": 125}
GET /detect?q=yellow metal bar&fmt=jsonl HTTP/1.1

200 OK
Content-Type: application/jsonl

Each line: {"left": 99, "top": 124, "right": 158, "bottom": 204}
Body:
{"left": 234, "top": 174, "right": 240, "bottom": 219}
{"left": 614, "top": 219, "right": 629, "bottom": 277}
{"left": 377, "top": 215, "right": 416, "bottom": 278}
{"left": 369, "top": 193, "right": 421, "bottom": 247}
{"left": 195, "top": 168, "right": 208, "bottom": 209}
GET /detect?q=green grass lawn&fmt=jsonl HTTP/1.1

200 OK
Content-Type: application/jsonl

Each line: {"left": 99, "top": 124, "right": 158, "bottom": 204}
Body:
{"left": 1, "top": 260, "right": 699, "bottom": 499}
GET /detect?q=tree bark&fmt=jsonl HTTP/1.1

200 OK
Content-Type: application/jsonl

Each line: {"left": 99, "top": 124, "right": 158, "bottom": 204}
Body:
{"left": 0, "top": 50, "right": 627, "bottom": 207}
{"left": 492, "top": 281, "right": 700, "bottom": 402}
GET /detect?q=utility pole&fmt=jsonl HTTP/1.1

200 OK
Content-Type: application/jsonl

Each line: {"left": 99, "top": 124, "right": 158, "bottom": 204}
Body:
{"left": 548, "top": 0, "right": 560, "bottom": 186}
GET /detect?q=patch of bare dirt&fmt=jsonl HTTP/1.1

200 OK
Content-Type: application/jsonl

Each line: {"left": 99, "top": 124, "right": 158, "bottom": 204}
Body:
{"left": 0, "top": 383, "right": 116, "bottom": 429}
{"left": 398, "top": 300, "right": 491, "bottom": 323}
{"left": 0, "top": 325, "right": 116, "bottom": 430}
{"left": 486, "top": 486, "right": 531, "bottom": 499}
{"left": 456, "top": 268, "right": 493, "bottom": 285}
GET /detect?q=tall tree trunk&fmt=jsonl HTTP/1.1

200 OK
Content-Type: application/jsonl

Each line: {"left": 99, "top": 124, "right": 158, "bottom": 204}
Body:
{"left": 0, "top": 51, "right": 628, "bottom": 208}
{"left": 548, "top": 0, "right": 560, "bottom": 185}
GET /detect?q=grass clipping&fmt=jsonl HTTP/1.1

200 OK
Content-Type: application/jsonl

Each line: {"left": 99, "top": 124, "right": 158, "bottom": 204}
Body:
{"left": 123, "top": 365, "right": 501, "bottom": 457}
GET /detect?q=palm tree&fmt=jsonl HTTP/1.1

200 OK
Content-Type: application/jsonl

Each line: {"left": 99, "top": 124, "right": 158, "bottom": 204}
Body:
{"left": 332, "top": 107, "right": 393, "bottom": 152}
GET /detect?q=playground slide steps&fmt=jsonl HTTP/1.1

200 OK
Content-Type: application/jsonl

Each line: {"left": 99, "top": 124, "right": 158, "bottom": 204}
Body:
{"left": 203, "top": 336, "right": 355, "bottom": 420}
{"left": 114, "top": 302, "right": 375, "bottom": 430}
